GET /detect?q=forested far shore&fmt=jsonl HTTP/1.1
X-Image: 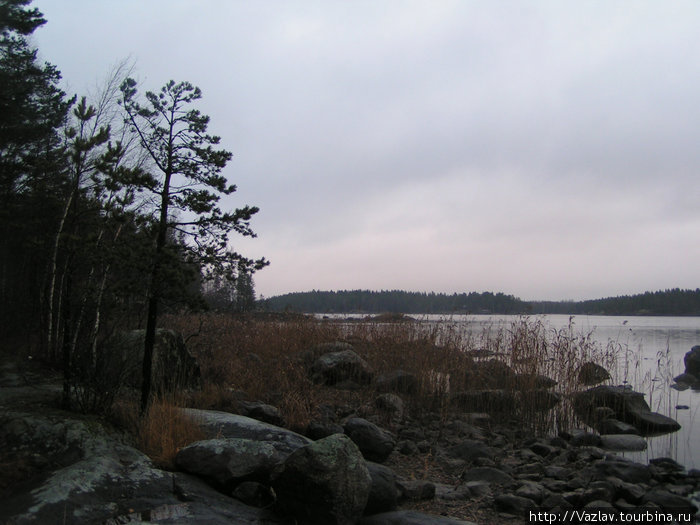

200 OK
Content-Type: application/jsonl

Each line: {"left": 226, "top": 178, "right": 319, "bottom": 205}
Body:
{"left": 262, "top": 288, "right": 700, "bottom": 316}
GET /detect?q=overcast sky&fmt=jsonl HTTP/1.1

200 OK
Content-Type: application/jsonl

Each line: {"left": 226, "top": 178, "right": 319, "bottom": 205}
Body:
{"left": 33, "top": 1, "right": 700, "bottom": 301}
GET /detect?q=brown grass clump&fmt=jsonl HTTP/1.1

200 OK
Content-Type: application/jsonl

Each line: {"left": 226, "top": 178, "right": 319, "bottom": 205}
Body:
{"left": 112, "top": 394, "right": 206, "bottom": 469}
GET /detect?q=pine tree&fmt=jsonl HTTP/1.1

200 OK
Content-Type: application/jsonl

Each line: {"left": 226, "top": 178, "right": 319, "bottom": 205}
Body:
{"left": 120, "top": 79, "right": 268, "bottom": 412}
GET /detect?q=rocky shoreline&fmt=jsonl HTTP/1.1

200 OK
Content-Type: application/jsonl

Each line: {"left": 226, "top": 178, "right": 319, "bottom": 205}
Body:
{"left": 2, "top": 342, "right": 699, "bottom": 524}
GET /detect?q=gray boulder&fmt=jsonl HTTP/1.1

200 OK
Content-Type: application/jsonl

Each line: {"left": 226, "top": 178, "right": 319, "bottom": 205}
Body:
{"left": 111, "top": 328, "right": 201, "bottom": 393}
{"left": 310, "top": 349, "right": 374, "bottom": 386}
{"left": 464, "top": 359, "right": 516, "bottom": 388}
{"left": 599, "top": 434, "right": 647, "bottom": 451}
{"left": 174, "top": 438, "right": 287, "bottom": 487}
{"left": 450, "top": 389, "right": 517, "bottom": 412}
{"left": 459, "top": 466, "right": 513, "bottom": 485}
{"left": 397, "top": 480, "right": 436, "bottom": 501}
{"left": 597, "top": 418, "right": 639, "bottom": 435}
{"left": 343, "top": 417, "right": 396, "bottom": 463}
{"left": 238, "top": 400, "right": 285, "bottom": 427}
{"left": 0, "top": 411, "right": 289, "bottom": 525}
{"left": 181, "top": 408, "right": 311, "bottom": 454}
{"left": 593, "top": 460, "right": 652, "bottom": 484}
{"left": 683, "top": 345, "right": 700, "bottom": 377}
{"left": 643, "top": 489, "right": 697, "bottom": 513}
{"left": 271, "top": 433, "right": 371, "bottom": 525}
{"left": 573, "top": 385, "right": 680, "bottom": 435}
{"left": 445, "top": 439, "right": 494, "bottom": 463}
{"left": 365, "top": 462, "right": 400, "bottom": 515}
{"left": 375, "top": 393, "right": 405, "bottom": 420}
{"left": 578, "top": 362, "right": 611, "bottom": 385}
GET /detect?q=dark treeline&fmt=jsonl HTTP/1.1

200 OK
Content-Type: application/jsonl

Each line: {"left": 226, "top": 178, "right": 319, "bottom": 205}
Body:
{"left": 263, "top": 290, "right": 526, "bottom": 314}
{"left": 0, "top": 0, "right": 265, "bottom": 412}
{"left": 264, "top": 288, "right": 700, "bottom": 316}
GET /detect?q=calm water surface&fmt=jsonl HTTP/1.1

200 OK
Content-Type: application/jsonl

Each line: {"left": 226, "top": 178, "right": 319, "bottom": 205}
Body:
{"left": 325, "top": 313, "right": 700, "bottom": 468}
{"left": 447, "top": 314, "right": 700, "bottom": 469}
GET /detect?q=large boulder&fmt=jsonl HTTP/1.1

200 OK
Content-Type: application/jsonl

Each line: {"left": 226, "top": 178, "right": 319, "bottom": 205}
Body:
{"left": 310, "top": 349, "right": 374, "bottom": 386}
{"left": 683, "top": 345, "right": 700, "bottom": 377}
{"left": 464, "top": 360, "right": 516, "bottom": 388}
{"left": 343, "top": 417, "right": 396, "bottom": 463}
{"left": 578, "top": 362, "right": 611, "bottom": 385}
{"left": 0, "top": 411, "right": 289, "bottom": 525}
{"left": 573, "top": 385, "right": 680, "bottom": 435}
{"left": 365, "top": 462, "right": 400, "bottom": 515}
{"left": 271, "top": 433, "right": 371, "bottom": 525}
{"left": 110, "top": 329, "right": 201, "bottom": 393}
{"left": 181, "top": 409, "right": 312, "bottom": 455}
{"left": 174, "top": 438, "right": 288, "bottom": 487}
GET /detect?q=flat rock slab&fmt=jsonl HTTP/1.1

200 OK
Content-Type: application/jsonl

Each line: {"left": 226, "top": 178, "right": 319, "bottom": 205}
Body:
{"left": 360, "top": 510, "right": 477, "bottom": 525}
{"left": 181, "top": 408, "right": 311, "bottom": 454}
{"left": 0, "top": 411, "right": 290, "bottom": 525}
{"left": 629, "top": 409, "right": 681, "bottom": 434}
{"left": 600, "top": 434, "right": 647, "bottom": 451}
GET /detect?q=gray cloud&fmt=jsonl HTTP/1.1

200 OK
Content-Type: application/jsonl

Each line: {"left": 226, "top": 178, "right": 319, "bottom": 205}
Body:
{"left": 34, "top": 0, "right": 700, "bottom": 299}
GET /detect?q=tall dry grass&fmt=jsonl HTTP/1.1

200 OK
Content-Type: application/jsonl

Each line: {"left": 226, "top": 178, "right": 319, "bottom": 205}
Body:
{"left": 112, "top": 394, "right": 206, "bottom": 469}
{"left": 158, "top": 313, "right": 627, "bottom": 437}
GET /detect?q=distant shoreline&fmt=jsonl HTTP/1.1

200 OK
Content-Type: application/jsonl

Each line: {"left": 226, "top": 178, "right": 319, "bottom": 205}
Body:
{"left": 261, "top": 288, "right": 700, "bottom": 317}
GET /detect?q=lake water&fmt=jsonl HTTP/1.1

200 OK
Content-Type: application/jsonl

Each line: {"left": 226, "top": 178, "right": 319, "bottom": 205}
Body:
{"left": 322, "top": 313, "right": 700, "bottom": 469}
{"left": 460, "top": 314, "right": 700, "bottom": 469}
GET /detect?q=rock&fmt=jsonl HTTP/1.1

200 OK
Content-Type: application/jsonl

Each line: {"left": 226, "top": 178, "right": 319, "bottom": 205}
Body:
{"left": 494, "top": 494, "right": 537, "bottom": 515}
{"left": 578, "top": 362, "right": 611, "bottom": 385}
{"left": 597, "top": 418, "right": 640, "bottom": 435}
{"left": 271, "top": 433, "right": 371, "bottom": 525}
{"left": 573, "top": 385, "right": 680, "bottom": 435}
{"left": 232, "top": 481, "right": 274, "bottom": 508}
{"left": 307, "top": 419, "right": 345, "bottom": 440}
{"left": 343, "top": 417, "right": 396, "bottom": 463}
{"left": 397, "top": 480, "right": 436, "bottom": 501}
{"left": 365, "top": 462, "right": 400, "bottom": 515}
{"left": 630, "top": 410, "right": 681, "bottom": 434}
{"left": 375, "top": 370, "right": 419, "bottom": 394}
{"left": 397, "top": 439, "right": 420, "bottom": 455}
{"left": 673, "top": 372, "right": 699, "bottom": 386}
{"left": 515, "top": 481, "right": 548, "bottom": 503}
{"left": 238, "top": 400, "right": 285, "bottom": 427}
{"left": 0, "top": 411, "right": 288, "bottom": 525}
{"left": 459, "top": 466, "right": 513, "bottom": 485}
{"left": 600, "top": 434, "right": 647, "bottom": 451}
{"left": 174, "top": 438, "right": 287, "bottom": 487}
{"left": 445, "top": 439, "right": 494, "bottom": 463}
{"left": 450, "top": 390, "right": 517, "bottom": 412}
{"left": 111, "top": 328, "right": 201, "bottom": 393}
{"left": 375, "top": 393, "right": 404, "bottom": 419}
{"left": 683, "top": 345, "right": 700, "bottom": 377}
{"left": 608, "top": 477, "right": 646, "bottom": 503}
{"left": 181, "top": 408, "right": 311, "bottom": 454}
{"left": 463, "top": 481, "right": 491, "bottom": 497}
{"left": 464, "top": 360, "right": 516, "bottom": 388}
{"left": 643, "top": 489, "right": 697, "bottom": 513}
{"left": 563, "top": 428, "right": 602, "bottom": 447}
{"left": 359, "top": 510, "right": 477, "bottom": 525}
{"left": 310, "top": 349, "right": 374, "bottom": 386}
{"left": 593, "top": 460, "right": 652, "bottom": 484}
{"left": 435, "top": 483, "right": 472, "bottom": 501}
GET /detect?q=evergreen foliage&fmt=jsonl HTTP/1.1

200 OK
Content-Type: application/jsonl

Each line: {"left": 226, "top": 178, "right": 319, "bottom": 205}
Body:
{"left": 264, "top": 288, "right": 700, "bottom": 316}
{"left": 0, "top": 1, "right": 267, "bottom": 414}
